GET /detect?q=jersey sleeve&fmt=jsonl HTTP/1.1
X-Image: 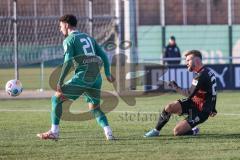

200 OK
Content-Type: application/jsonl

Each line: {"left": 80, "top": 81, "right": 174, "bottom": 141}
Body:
{"left": 58, "top": 40, "right": 74, "bottom": 86}
{"left": 188, "top": 73, "right": 205, "bottom": 99}
{"left": 210, "top": 74, "right": 217, "bottom": 113}
{"left": 94, "top": 39, "right": 111, "bottom": 77}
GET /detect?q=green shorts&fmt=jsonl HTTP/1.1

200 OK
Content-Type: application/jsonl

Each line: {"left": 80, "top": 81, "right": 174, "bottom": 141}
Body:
{"left": 61, "top": 75, "right": 102, "bottom": 105}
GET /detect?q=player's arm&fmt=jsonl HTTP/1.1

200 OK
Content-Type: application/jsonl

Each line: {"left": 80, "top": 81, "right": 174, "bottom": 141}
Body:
{"left": 210, "top": 79, "right": 217, "bottom": 117}
{"left": 187, "top": 74, "right": 205, "bottom": 98}
{"left": 176, "top": 87, "right": 191, "bottom": 97}
{"left": 210, "top": 108, "right": 217, "bottom": 117}
{"left": 211, "top": 103, "right": 217, "bottom": 114}
{"left": 168, "top": 81, "right": 191, "bottom": 97}
{"left": 94, "top": 39, "right": 115, "bottom": 82}
{"left": 169, "top": 75, "right": 203, "bottom": 97}
{"left": 58, "top": 41, "right": 74, "bottom": 87}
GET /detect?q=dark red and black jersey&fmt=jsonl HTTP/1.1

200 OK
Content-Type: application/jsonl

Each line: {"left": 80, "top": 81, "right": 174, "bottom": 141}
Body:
{"left": 188, "top": 67, "right": 217, "bottom": 113}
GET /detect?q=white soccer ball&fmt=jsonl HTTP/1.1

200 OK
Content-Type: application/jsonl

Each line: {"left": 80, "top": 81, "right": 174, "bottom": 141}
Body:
{"left": 5, "top": 79, "right": 23, "bottom": 97}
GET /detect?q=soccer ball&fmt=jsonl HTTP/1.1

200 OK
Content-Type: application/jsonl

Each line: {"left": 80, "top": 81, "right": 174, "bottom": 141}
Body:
{"left": 5, "top": 79, "right": 23, "bottom": 97}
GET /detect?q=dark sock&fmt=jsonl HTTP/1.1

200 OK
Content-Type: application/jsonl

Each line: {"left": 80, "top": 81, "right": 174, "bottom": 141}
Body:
{"left": 155, "top": 109, "right": 171, "bottom": 131}
{"left": 183, "top": 130, "right": 194, "bottom": 135}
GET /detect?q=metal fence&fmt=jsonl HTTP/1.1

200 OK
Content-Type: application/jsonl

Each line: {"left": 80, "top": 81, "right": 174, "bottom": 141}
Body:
{"left": 136, "top": 0, "right": 240, "bottom": 64}
{"left": 0, "top": 0, "right": 117, "bottom": 66}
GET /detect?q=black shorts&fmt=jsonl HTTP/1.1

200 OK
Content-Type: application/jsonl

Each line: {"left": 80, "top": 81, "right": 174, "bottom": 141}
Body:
{"left": 178, "top": 98, "right": 209, "bottom": 128}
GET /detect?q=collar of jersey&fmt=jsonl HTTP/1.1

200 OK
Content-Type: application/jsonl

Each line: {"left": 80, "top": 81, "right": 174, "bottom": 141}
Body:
{"left": 196, "top": 66, "right": 204, "bottom": 73}
{"left": 69, "top": 30, "right": 79, "bottom": 35}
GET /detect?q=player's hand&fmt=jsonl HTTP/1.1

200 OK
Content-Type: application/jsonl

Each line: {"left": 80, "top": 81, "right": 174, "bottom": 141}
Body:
{"left": 107, "top": 75, "right": 115, "bottom": 83}
{"left": 55, "top": 84, "right": 63, "bottom": 97}
{"left": 209, "top": 111, "right": 217, "bottom": 117}
{"left": 168, "top": 80, "right": 179, "bottom": 90}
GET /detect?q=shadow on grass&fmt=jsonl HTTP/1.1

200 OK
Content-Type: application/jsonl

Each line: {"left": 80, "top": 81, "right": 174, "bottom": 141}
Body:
{"left": 45, "top": 131, "right": 240, "bottom": 144}
{"left": 112, "top": 133, "right": 240, "bottom": 142}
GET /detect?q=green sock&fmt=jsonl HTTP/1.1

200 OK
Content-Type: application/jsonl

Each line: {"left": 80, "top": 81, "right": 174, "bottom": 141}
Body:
{"left": 51, "top": 96, "right": 63, "bottom": 125}
{"left": 90, "top": 108, "right": 109, "bottom": 128}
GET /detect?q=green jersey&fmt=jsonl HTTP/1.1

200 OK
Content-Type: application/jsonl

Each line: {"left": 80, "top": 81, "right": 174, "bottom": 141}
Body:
{"left": 58, "top": 31, "right": 110, "bottom": 85}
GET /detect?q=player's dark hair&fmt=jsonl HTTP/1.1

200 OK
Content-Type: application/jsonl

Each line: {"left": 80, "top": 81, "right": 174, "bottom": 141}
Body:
{"left": 185, "top": 50, "right": 202, "bottom": 60}
{"left": 59, "top": 14, "right": 77, "bottom": 27}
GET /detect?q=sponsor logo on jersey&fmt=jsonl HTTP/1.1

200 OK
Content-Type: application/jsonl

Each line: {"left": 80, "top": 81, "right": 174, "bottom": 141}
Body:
{"left": 192, "top": 79, "right": 198, "bottom": 86}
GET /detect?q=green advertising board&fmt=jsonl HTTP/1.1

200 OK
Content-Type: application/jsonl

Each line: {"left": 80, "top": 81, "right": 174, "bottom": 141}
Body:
{"left": 138, "top": 25, "right": 240, "bottom": 64}
{"left": 232, "top": 25, "right": 240, "bottom": 63}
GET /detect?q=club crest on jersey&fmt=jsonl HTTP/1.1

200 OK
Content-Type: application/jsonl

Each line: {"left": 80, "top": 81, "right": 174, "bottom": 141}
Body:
{"left": 192, "top": 79, "right": 198, "bottom": 86}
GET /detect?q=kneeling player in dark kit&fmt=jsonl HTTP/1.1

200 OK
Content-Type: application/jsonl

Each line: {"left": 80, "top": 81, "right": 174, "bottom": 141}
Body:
{"left": 145, "top": 50, "right": 217, "bottom": 137}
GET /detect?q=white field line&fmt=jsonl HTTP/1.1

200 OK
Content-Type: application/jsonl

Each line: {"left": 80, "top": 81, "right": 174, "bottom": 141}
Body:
{"left": 0, "top": 109, "right": 240, "bottom": 116}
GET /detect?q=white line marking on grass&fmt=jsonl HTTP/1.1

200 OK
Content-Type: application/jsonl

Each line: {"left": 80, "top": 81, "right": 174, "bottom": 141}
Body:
{"left": 0, "top": 109, "right": 240, "bottom": 116}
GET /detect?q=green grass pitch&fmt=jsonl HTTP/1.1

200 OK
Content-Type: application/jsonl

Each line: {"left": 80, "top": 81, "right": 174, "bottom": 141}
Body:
{"left": 0, "top": 92, "right": 240, "bottom": 160}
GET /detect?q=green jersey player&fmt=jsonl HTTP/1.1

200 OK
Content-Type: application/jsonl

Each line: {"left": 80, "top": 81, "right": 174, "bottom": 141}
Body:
{"left": 37, "top": 14, "right": 115, "bottom": 140}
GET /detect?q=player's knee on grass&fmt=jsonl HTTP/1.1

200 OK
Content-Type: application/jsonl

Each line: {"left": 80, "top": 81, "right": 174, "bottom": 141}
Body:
{"left": 173, "top": 127, "right": 193, "bottom": 136}
{"left": 173, "top": 121, "right": 192, "bottom": 136}
{"left": 173, "top": 127, "right": 181, "bottom": 136}
{"left": 173, "top": 126, "right": 189, "bottom": 136}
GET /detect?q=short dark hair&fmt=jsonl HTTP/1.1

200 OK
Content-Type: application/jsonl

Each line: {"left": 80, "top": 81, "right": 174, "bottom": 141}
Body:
{"left": 185, "top": 50, "right": 202, "bottom": 60}
{"left": 170, "top": 36, "right": 175, "bottom": 41}
{"left": 59, "top": 14, "right": 77, "bottom": 27}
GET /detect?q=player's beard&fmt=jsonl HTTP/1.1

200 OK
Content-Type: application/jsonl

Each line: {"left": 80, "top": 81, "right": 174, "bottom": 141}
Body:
{"left": 188, "top": 63, "right": 195, "bottom": 72}
{"left": 62, "top": 29, "right": 68, "bottom": 37}
{"left": 60, "top": 31, "right": 68, "bottom": 37}
{"left": 63, "top": 31, "right": 68, "bottom": 37}
{"left": 187, "top": 64, "right": 193, "bottom": 72}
